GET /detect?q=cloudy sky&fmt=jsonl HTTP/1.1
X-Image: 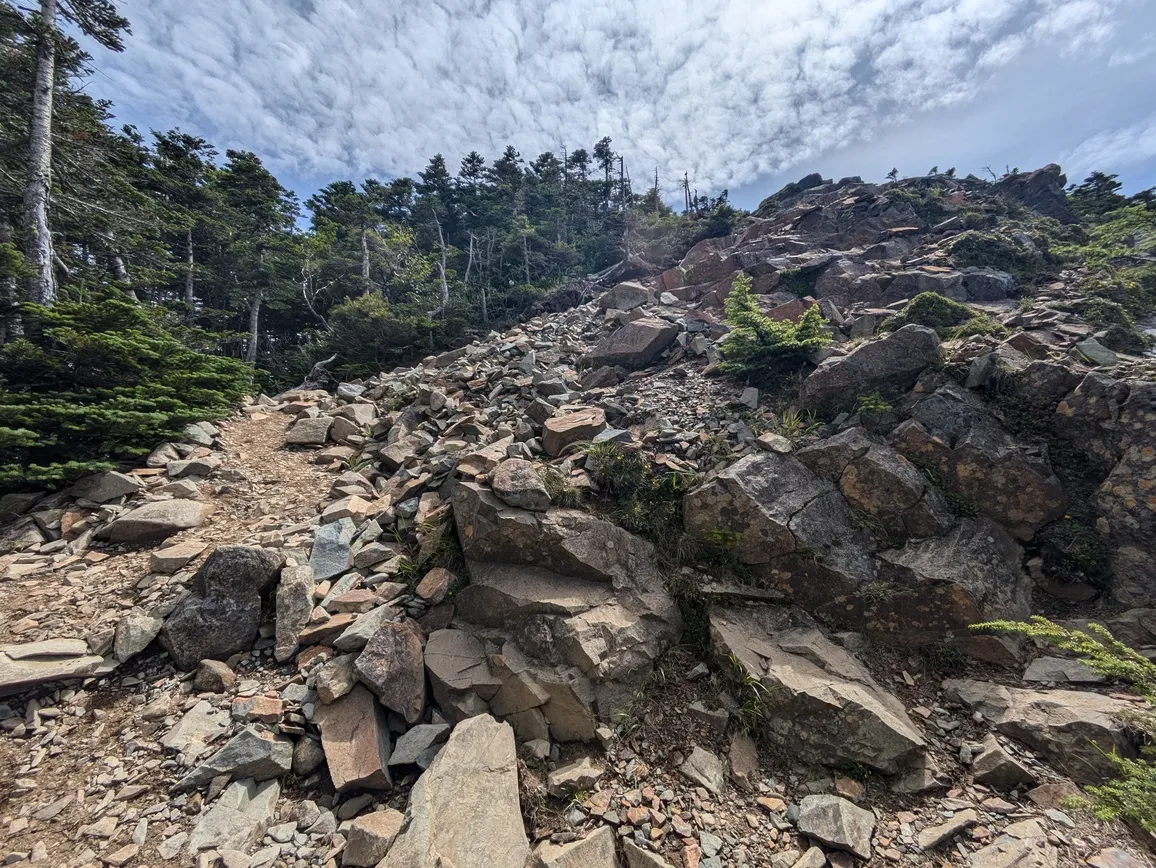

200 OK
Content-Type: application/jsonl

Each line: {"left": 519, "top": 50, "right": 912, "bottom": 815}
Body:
{"left": 91, "top": 0, "right": 1156, "bottom": 210}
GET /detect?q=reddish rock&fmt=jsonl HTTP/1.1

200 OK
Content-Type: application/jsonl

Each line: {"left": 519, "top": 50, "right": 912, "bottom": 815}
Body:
{"left": 313, "top": 685, "right": 392, "bottom": 790}
{"left": 416, "top": 568, "right": 453, "bottom": 604}
{"left": 355, "top": 621, "right": 427, "bottom": 725}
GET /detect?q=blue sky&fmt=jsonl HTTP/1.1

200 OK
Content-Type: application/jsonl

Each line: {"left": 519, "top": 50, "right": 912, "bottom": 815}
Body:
{"left": 91, "top": 0, "right": 1156, "bottom": 211}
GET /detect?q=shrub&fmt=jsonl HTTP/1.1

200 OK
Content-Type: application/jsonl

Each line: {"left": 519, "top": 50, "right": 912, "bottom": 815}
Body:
{"left": 719, "top": 274, "right": 830, "bottom": 379}
{"left": 946, "top": 230, "right": 1042, "bottom": 281}
{"left": 0, "top": 294, "right": 252, "bottom": 493}
{"left": 973, "top": 616, "right": 1156, "bottom": 833}
{"left": 884, "top": 291, "right": 1005, "bottom": 340}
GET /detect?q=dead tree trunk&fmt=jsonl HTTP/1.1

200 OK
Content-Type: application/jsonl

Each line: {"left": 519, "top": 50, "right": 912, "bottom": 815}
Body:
{"left": 24, "top": 0, "right": 58, "bottom": 305}
{"left": 184, "top": 226, "right": 195, "bottom": 311}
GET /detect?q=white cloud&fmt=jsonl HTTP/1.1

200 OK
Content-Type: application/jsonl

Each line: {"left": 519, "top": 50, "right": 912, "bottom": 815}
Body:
{"left": 1063, "top": 112, "right": 1156, "bottom": 180}
{"left": 97, "top": 0, "right": 1140, "bottom": 198}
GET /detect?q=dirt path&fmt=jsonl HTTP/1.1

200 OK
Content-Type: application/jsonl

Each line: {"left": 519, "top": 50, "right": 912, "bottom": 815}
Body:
{"left": 0, "top": 409, "right": 335, "bottom": 865}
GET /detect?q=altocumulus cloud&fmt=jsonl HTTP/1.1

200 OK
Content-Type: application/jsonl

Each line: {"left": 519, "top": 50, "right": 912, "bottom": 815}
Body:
{"left": 99, "top": 0, "right": 1146, "bottom": 196}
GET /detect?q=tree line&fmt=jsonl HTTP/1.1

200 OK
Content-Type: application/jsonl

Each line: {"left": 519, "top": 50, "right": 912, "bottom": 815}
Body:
{"left": 0, "top": 0, "right": 739, "bottom": 387}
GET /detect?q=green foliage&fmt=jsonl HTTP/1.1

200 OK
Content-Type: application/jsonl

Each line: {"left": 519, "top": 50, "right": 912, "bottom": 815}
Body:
{"left": 0, "top": 294, "right": 252, "bottom": 493}
{"left": 541, "top": 467, "right": 583, "bottom": 508}
{"left": 1067, "top": 172, "right": 1128, "bottom": 219}
{"left": 973, "top": 616, "right": 1156, "bottom": 832}
{"left": 883, "top": 291, "right": 1005, "bottom": 340}
{"left": 719, "top": 274, "right": 830, "bottom": 380}
{"left": 855, "top": 392, "right": 892, "bottom": 414}
{"left": 776, "top": 268, "right": 820, "bottom": 298}
{"left": 1053, "top": 204, "right": 1156, "bottom": 317}
{"left": 945, "top": 230, "right": 1042, "bottom": 281}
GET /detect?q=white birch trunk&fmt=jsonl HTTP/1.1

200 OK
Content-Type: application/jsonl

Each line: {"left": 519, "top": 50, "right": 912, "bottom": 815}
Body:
{"left": 24, "top": 0, "right": 58, "bottom": 305}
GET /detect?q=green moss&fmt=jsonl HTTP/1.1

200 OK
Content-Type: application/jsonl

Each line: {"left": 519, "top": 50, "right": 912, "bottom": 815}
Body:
{"left": 883, "top": 291, "right": 1006, "bottom": 341}
{"left": 946, "top": 230, "right": 1042, "bottom": 281}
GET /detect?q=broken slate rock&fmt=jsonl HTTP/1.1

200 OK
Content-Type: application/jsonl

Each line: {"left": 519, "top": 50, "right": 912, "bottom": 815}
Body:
{"left": 274, "top": 565, "right": 315, "bottom": 663}
{"left": 342, "top": 808, "right": 405, "bottom": 867}
{"left": 174, "top": 725, "right": 293, "bottom": 791}
{"left": 534, "top": 826, "right": 617, "bottom": 868}
{"left": 113, "top": 608, "right": 163, "bottom": 663}
{"left": 679, "top": 746, "right": 725, "bottom": 795}
{"left": 314, "top": 685, "right": 392, "bottom": 791}
{"left": 98, "top": 499, "right": 211, "bottom": 543}
{"left": 355, "top": 620, "right": 427, "bottom": 725}
{"left": 309, "top": 518, "right": 355, "bottom": 582}
{"left": 491, "top": 458, "right": 550, "bottom": 511}
{"left": 185, "top": 778, "right": 280, "bottom": 855}
{"left": 390, "top": 723, "right": 451, "bottom": 767}
{"left": 796, "top": 794, "right": 875, "bottom": 861}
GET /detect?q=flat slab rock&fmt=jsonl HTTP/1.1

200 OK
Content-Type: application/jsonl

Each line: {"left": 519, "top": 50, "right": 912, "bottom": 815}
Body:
{"left": 796, "top": 794, "right": 875, "bottom": 861}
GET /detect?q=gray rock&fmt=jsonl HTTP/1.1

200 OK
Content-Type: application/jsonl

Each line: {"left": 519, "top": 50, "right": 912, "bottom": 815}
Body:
{"left": 596, "top": 281, "right": 647, "bottom": 312}
{"left": 963, "top": 269, "right": 1015, "bottom": 301}
{"left": 97, "top": 499, "right": 210, "bottom": 543}
{"left": 292, "top": 737, "right": 326, "bottom": 777}
{"left": 342, "top": 809, "right": 405, "bottom": 867}
{"left": 113, "top": 608, "right": 163, "bottom": 663}
{"left": 491, "top": 459, "right": 550, "bottom": 511}
{"left": 623, "top": 840, "right": 673, "bottom": 868}
{"left": 161, "top": 699, "right": 229, "bottom": 760}
{"left": 274, "top": 565, "right": 315, "bottom": 663}
{"left": 310, "top": 518, "right": 355, "bottom": 582}
{"left": 333, "top": 604, "right": 395, "bottom": 652}
{"left": 174, "top": 725, "right": 293, "bottom": 791}
{"left": 534, "top": 826, "right": 617, "bottom": 868}
{"left": 185, "top": 778, "right": 280, "bottom": 854}
{"left": 354, "top": 620, "right": 427, "bottom": 725}
{"left": 390, "top": 724, "right": 451, "bottom": 767}
{"left": 316, "top": 653, "right": 359, "bottom": 704}
{"left": 679, "top": 746, "right": 725, "bottom": 795}
{"left": 73, "top": 470, "right": 143, "bottom": 504}
{"left": 161, "top": 546, "right": 283, "bottom": 670}
{"left": 547, "top": 756, "right": 604, "bottom": 797}
{"left": 943, "top": 678, "right": 1138, "bottom": 783}
{"left": 387, "top": 715, "right": 530, "bottom": 868}
{"left": 972, "top": 734, "right": 1037, "bottom": 789}
{"left": 796, "top": 794, "right": 874, "bottom": 860}
{"left": 800, "top": 324, "right": 941, "bottom": 416}
{"left": 423, "top": 629, "right": 500, "bottom": 722}
{"left": 586, "top": 318, "right": 680, "bottom": 370}
{"left": 918, "top": 809, "right": 978, "bottom": 850}
{"left": 711, "top": 606, "right": 927, "bottom": 774}
{"left": 1023, "top": 656, "right": 1106, "bottom": 684}
{"left": 994, "top": 164, "right": 1078, "bottom": 223}
{"left": 0, "top": 648, "right": 110, "bottom": 695}
{"left": 285, "top": 417, "right": 332, "bottom": 445}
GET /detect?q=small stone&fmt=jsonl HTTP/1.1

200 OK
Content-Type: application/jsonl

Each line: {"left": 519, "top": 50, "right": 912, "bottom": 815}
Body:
{"left": 679, "top": 746, "right": 725, "bottom": 796}
{"left": 548, "top": 757, "right": 604, "bottom": 797}
{"left": 342, "top": 809, "right": 405, "bottom": 867}
{"left": 917, "top": 809, "right": 978, "bottom": 850}
{"left": 796, "top": 795, "right": 874, "bottom": 861}
{"left": 194, "top": 659, "right": 236, "bottom": 693}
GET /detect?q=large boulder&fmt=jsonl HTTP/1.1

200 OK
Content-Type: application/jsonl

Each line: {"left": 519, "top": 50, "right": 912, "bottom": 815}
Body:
{"left": 1090, "top": 381, "right": 1156, "bottom": 606}
{"left": 800, "top": 325, "right": 941, "bottom": 416}
{"left": 797, "top": 428, "right": 954, "bottom": 543}
{"left": 881, "top": 271, "right": 965, "bottom": 305}
{"left": 942, "top": 679, "right": 1138, "bottom": 783}
{"left": 683, "top": 452, "right": 875, "bottom": 612}
{"left": 97, "top": 499, "right": 211, "bottom": 543}
{"left": 161, "top": 546, "right": 283, "bottom": 669}
{"left": 386, "top": 715, "right": 530, "bottom": 868}
{"left": 313, "top": 685, "right": 393, "bottom": 791}
{"left": 71, "top": 470, "right": 143, "bottom": 504}
{"left": 994, "top": 164, "right": 1079, "bottom": 224}
{"left": 543, "top": 408, "right": 607, "bottom": 457}
{"left": 596, "top": 281, "right": 647, "bottom": 312}
{"left": 872, "top": 519, "right": 1031, "bottom": 645}
{"left": 892, "top": 383, "right": 1065, "bottom": 540}
{"left": 585, "top": 318, "right": 679, "bottom": 370}
{"left": 711, "top": 606, "right": 927, "bottom": 775}
{"left": 491, "top": 458, "right": 550, "bottom": 511}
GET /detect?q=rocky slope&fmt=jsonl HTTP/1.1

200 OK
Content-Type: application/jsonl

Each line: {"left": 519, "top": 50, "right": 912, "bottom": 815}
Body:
{"left": 1, "top": 165, "right": 1155, "bottom": 868}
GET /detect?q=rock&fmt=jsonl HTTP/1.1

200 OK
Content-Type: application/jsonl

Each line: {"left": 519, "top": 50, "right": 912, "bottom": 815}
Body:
{"left": 194, "top": 660, "right": 236, "bottom": 693}
{"left": 683, "top": 452, "right": 874, "bottom": 613}
{"left": 161, "top": 699, "right": 229, "bottom": 760}
{"left": 0, "top": 647, "right": 109, "bottom": 695}
{"left": 796, "top": 794, "right": 874, "bottom": 861}
{"left": 185, "top": 778, "right": 280, "bottom": 854}
{"left": 387, "top": 715, "right": 529, "bottom": 868}
{"left": 167, "top": 455, "right": 222, "bottom": 478}
{"left": 942, "top": 678, "right": 1138, "bottom": 783}
{"left": 342, "top": 809, "right": 405, "bottom": 867}
{"left": 994, "top": 163, "right": 1078, "bottom": 223}
{"left": 873, "top": 519, "right": 1031, "bottom": 645}
{"left": 174, "top": 725, "right": 292, "bottom": 791}
{"left": 415, "top": 567, "right": 452, "bottom": 604}
{"left": 1088, "top": 848, "right": 1150, "bottom": 868}
{"left": 98, "top": 499, "right": 211, "bottom": 543}
{"left": 150, "top": 540, "right": 207, "bottom": 574}
{"left": 797, "top": 427, "right": 953, "bottom": 542}
{"left": 547, "top": 756, "right": 604, "bottom": 797}
{"left": 893, "top": 383, "right": 1065, "bottom": 539}
{"left": 972, "top": 733, "right": 1037, "bottom": 789}
{"left": 622, "top": 840, "right": 672, "bottom": 868}
{"left": 314, "top": 685, "right": 393, "bottom": 790}
{"left": 161, "top": 546, "right": 283, "bottom": 670}
{"left": 962, "top": 268, "right": 1015, "bottom": 301}
{"left": 884, "top": 270, "right": 966, "bottom": 304}
{"left": 597, "top": 281, "right": 647, "bottom": 312}
{"left": 586, "top": 317, "right": 679, "bottom": 370}
{"left": 711, "top": 606, "right": 927, "bottom": 774}
{"left": 292, "top": 737, "right": 326, "bottom": 776}
{"left": 729, "top": 731, "right": 759, "bottom": 791}
{"left": 285, "top": 417, "right": 332, "bottom": 445}
{"left": 274, "top": 565, "right": 315, "bottom": 663}
{"left": 967, "top": 816, "right": 1056, "bottom": 867}
{"left": 310, "top": 518, "right": 355, "bottom": 582}
{"left": 917, "top": 809, "right": 977, "bottom": 850}
{"left": 423, "top": 629, "right": 501, "bottom": 722}
{"left": 543, "top": 408, "right": 608, "bottom": 457}
{"left": 491, "top": 458, "right": 550, "bottom": 511}
{"left": 390, "top": 724, "right": 451, "bottom": 767}
{"left": 534, "top": 826, "right": 617, "bottom": 868}
{"left": 800, "top": 325, "right": 941, "bottom": 416}
{"left": 113, "top": 608, "right": 163, "bottom": 662}
{"left": 1023, "top": 656, "right": 1105, "bottom": 684}
{"left": 354, "top": 620, "right": 426, "bottom": 725}
{"left": 334, "top": 605, "right": 395, "bottom": 652}
{"left": 73, "top": 470, "right": 143, "bottom": 504}
{"left": 679, "top": 746, "right": 725, "bottom": 795}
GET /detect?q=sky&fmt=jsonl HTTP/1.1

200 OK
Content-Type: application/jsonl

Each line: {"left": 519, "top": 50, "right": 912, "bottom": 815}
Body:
{"left": 89, "top": 0, "right": 1156, "bottom": 211}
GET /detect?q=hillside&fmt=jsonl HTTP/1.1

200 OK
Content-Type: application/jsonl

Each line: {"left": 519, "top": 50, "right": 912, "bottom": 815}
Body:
{"left": 1, "top": 163, "right": 1156, "bottom": 868}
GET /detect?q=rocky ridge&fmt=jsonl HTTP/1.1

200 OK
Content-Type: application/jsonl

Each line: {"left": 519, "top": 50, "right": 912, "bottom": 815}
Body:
{"left": 0, "top": 166, "right": 1154, "bottom": 868}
